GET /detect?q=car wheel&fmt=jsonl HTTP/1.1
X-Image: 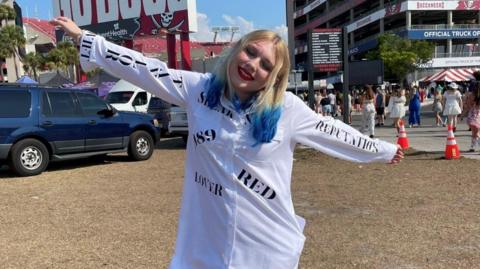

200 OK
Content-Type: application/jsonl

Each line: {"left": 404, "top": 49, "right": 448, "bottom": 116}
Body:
{"left": 9, "top": 139, "right": 49, "bottom": 177}
{"left": 128, "top": 130, "right": 154, "bottom": 161}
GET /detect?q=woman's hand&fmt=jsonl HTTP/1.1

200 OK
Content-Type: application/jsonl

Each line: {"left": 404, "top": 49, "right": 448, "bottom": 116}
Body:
{"left": 49, "top": 17, "right": 83, "bottom": 44}
{"left": 389, "top": 145, "right": 404, "bottom": 164}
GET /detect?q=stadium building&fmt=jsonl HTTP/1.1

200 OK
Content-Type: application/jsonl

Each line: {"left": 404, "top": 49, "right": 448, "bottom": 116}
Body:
{"left": 286, "top": 0, "right": 480, "bottom": 84}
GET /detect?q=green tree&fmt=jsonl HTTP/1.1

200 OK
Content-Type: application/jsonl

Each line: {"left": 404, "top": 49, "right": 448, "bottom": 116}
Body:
{"left": 366, "top": 34, "right": 434, "bottom": 84}
{"left": 22, "top": 52, "right": 44, "bottom": 81}
{"left": 0, "top": 25, "right": 26, "bottom": 79}
{"left": 44, "top": 41, "right": 80, "bottom": 82}
{"left": 0, "top": 4, "right": 16, "bottom": 26}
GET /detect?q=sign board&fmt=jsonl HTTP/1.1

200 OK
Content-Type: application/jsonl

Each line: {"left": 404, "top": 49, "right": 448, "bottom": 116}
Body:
{"left": 311, "top": 29, "right": 342, "bottom": 72}
{"left": 346, "top": 2, "right": 406, "bottom": 33}
{"left": 52, "top": 0, "right": 198, "bottom": 41}
{"left": 406, "top": 29, "right": 480, "bottom": 39}
{"left": 293, "top": 0, "right": 327, "bottom": 18}
{"left": 349, "top": 60, "right": 384, "bottom": 85}
{"left": 408, "top": 1, "right": 480, "bottom": 10}
{"left": 348, "top": 39, "right": 378, "bottom": 56}
{"left": 417, "top": 56, "right": 480, "bottom": 68}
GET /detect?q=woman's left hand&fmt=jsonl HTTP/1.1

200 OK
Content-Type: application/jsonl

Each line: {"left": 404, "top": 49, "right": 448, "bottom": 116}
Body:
{"left": 389, "top": 145, "right": 404, "bottom": 164}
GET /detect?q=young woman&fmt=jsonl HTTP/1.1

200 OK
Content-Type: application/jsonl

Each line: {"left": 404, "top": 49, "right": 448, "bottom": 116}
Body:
{"left": 51, "top": 17, "right": 403, "bottom": 269}
{"left": 442, "top": 82, "right": 463, "bottom": 132}
{"left": 388, "top": 88, "right": 407, "bottom": 132}
{"left": 463, "top": 83, "right": 480, "bottom": 152}
{"left": 432, "top": 87, "right": 444, "bottom": 126}
{"left": 320, "top": 89, "right": 331, "bottom": 116}
{"left": 360, "top": 85, "right": 376, "bottom": 138}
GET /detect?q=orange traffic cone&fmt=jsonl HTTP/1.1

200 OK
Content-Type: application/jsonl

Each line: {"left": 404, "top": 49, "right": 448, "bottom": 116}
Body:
{"left": 445, "top": 124, "right": 460, "bottom": 160}
{"left": 397, "top": 120, "right": 409, "bottom": 149}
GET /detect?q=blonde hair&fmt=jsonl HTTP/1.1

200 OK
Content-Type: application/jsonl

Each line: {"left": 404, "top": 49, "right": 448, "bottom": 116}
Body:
{"left": 213, "top": 30, "right": 290, "bottom": 111}
{"left": 206, "top": 30, "right": 290, "bottom": 144}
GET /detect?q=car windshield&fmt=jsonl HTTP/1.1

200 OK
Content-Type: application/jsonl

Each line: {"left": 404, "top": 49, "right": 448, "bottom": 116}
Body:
{"left": 106, "top": 91, "right": 134, "bottom": 104}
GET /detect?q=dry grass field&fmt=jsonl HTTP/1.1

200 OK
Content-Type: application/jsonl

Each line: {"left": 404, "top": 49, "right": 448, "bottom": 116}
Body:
{"left": 0, "top": 138, "right": 478, "bottom": 268}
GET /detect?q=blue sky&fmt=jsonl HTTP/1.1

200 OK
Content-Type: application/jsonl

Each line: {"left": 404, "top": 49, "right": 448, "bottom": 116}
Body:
{"left": 15, "top": 0, "right": 287, "bottom": 41}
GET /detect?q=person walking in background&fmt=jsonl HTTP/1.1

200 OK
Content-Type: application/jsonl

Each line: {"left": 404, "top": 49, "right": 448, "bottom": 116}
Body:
{"left": 419, "top": 87, "right": 426, "bottom": 102}
{"left": 353, "top": 89, "right": 361, "bottom": 112}
{"left": 320, "top": 89, "right": 331, "bottom": 116}
{"left": 442, "top": 82, "right": 463, "bottom": 132}
{"left": 408, "top": 87, "right": 421, "bottom": 128}
{"left": 375, "top": 87, "right": 386, "bottom": 127}
{"left": 463, "top": 83, "right": 480, "bottom": 152}
{"left": 388, "top": 88, "right": 407, "bottom": 132}
{"left": 314, "top": 89, "right": 322, "bottom": 114}
{"left": 335, "top": 91, "right": 343, "bottom": 118}
{"left": 360, "top": 85, "right": 376, "bottom": 138}
{"left": 432, "top": 87, "right": 445, "bottom": 126}
{"left": 327, "top": 89, "right": 336, "bottom": 117}
{"left": 51, "top": 17, "right": 403, "bottom": 269}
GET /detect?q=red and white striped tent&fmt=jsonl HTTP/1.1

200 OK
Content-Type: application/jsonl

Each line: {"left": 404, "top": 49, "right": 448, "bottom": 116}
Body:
{"left": 421, "top": 68, "right": 480, "bottom": 82}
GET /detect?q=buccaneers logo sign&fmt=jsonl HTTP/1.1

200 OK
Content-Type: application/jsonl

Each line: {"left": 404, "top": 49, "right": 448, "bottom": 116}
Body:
{"left": 53, "top": 0, "right": 195, "bottom": 41}
{"left": 385, "top": 3, "right": 402, "bottom": 16}
{"left": 138, "top": 0, "right": 189, "bottom": 34}
{"left": 456, "top": 0, "right": 480, "bottom": 10}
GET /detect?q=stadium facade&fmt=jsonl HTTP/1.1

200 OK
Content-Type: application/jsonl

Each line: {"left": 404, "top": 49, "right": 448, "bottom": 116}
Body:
{"left": 286, "top": 0, "right": 480, "bottom": 83}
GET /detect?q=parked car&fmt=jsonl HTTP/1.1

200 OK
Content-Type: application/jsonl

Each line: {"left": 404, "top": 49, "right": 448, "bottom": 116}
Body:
{"left": 147, "top": 96, "right": 172, "bottom": 136}
{"left": 0, "top": 84, "right": 161, "bottom": 176}
{"left": 106, "top": 79, "right": 151, "bottom": 113}
{"left": 168, "top": 106, "right": 188, "bottom": 143}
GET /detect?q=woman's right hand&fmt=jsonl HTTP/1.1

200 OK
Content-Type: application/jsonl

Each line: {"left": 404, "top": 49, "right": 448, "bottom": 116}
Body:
{"left": 49, "top": 17, "right": 83, "bottom": 44}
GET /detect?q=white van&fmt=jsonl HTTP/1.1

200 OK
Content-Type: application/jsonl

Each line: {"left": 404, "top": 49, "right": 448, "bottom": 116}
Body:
{"left": 106, "top": 79, "right": 151, "bottom": 113}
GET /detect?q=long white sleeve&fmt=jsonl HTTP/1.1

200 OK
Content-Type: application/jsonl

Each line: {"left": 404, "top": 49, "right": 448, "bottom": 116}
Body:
{"left": 78, "top": 31, "right": 211, "bottom": 108}
{"left": 290, "top": 95, "right": 397, "bottom": 163}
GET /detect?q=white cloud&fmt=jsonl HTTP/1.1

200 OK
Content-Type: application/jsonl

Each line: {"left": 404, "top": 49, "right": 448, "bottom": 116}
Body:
{"left": 221, "top": 15, "right": 255, "bottom": 41}
{"left": 190, "top": 13, "right": 288, "bottom": 44}
{"left": 190, "top": 13, "right": 215, "bottom": 42}
{"left": 272, "top": 24, "right": 288, "bottom": 43}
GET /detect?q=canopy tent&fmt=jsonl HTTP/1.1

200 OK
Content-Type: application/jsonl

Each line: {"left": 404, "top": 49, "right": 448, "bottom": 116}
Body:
{"left": 64, "top": 71, "right": 119, "bottom": 97}
{"left": 44, "top": 72, "right": 73, "bottom": 87}
{"left": 16, "top": 75, "right": 38, "bottom": 84}
{"left": 420, "top": 68, "right": 480, "bottom": 82}
{"left": 67, "top": 81, "right": 117, "bottom": 97}
{"left": 87, "top": 70, "right": 119, "bottom": 86}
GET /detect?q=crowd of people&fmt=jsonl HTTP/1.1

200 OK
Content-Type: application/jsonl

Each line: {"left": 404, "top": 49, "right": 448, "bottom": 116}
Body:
{"left": 307, "top": 76, "right": 480, "bottom": 152}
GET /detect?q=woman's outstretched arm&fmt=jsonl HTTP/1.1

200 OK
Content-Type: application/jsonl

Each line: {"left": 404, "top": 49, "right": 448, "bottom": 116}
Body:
{"left": 50, "top": 16, "right": 210, "bottom": 108}
{"left": 290, "top": 95, "right": 403, "bottom": 164}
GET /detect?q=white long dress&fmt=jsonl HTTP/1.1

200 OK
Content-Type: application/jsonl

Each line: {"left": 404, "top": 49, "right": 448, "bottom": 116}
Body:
{"left": 79, "top": 32, "right": 398, "bottom": 269}
{"left": 442, "top": 90, "right": 462, "bottom": 116}
{"left": 389, "top": 96, "right": 406, "bottom": 118}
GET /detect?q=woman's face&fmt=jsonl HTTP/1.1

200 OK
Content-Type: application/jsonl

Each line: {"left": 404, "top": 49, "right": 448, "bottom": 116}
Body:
{"left": 228, "top": 40, "right": 276, "bottom": 101}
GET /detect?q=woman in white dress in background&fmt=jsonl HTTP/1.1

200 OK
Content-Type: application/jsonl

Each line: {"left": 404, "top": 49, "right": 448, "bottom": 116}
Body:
{"left": 442, "top": 82, "right": 463, "bottom": 132}
{"left": 388, "top": 88, "right": 406, "bottom": 132}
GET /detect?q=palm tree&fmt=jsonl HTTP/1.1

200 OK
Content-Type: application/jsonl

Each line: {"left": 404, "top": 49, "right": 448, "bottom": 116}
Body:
{"left": 22, "top": 52, "right": 44, "bottom": 81}
{"left": 44, "top": 47, "right": 66, "bottom": 72}
{"left": 0, "top": 25, "right": 26, "bottom": 79}
{"left": 0, "top": 4, "right": 16, "bottom": 26}
{"left": 44, "top": 42, "right": 80, "bottom": 82}
{"left": 57, "top": 42, "right": 80, "bottom": 82}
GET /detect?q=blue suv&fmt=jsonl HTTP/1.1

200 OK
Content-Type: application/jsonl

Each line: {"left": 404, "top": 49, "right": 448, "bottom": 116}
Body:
{"left": 0, "top": 84, "right": 160, "bottom": 176}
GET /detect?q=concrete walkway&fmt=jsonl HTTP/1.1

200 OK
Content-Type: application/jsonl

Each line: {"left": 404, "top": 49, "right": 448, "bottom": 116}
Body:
{"left": 349, "top": 99, "right": 480, "bottom": 160}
